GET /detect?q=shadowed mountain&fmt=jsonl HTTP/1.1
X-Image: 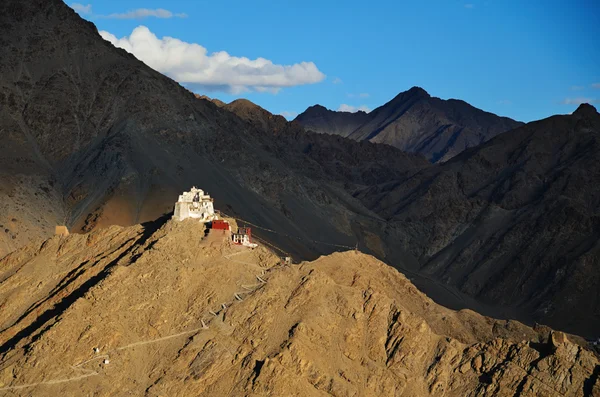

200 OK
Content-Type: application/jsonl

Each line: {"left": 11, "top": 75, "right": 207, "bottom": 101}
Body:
{"left": 223, "top": 98, "right": 289, "bottom": 133}
{"left": 354, "top": 103, "right": 600, "bottom": 336}
{"left": 295, "top": 87, "right": 523, "bottom": 162}
{"left": 295, "top": 104, "right": 371, "bottom": 137}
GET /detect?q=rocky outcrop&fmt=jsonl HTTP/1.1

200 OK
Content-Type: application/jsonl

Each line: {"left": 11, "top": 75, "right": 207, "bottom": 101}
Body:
{"left": 295, "top": 87, "right": 523, "bottom": 162}
{"left": 194, "top": 94, "right": 226, "bottom": 107}
{"left": 0, "top": 221, "right": 597, "bottom": 396}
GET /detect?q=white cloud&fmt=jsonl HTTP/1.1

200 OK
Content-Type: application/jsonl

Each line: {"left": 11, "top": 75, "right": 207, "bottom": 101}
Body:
{"left": 497, "top": 99, "right": 511, "bottom": 105}
{"left": 332, "top": 77, "right": 343, "bottom": 84}
{"left": 561, "top": 97, "right": 599, "bottom": 105}
{"left": 347, "top": 93, "right": 370, "bottom": 98}
{"left": 592, "top": 83, "right": 600, "bottom": 89}
{"left": 280, "top": 111, "right": 298, "bottom": 120}
{"left": 99, "top": 26, "right": 326, "bottom": 94}
{"left": 464, "top": 3, "right": 474, "bottom": 8}
{"left": 570, "top": 85, "right": 584, "bottom": 91}
{"left": 101, "top": 8, "right": 188, "bottom": 19}
{"left": 338, "top": 104, "right": 370, "bottom": 113}
{"left": 69, "top": 4, "right": 187, "bottom": 19}
{"left": 70, "top": 3, "right": 92, "bottom": 14}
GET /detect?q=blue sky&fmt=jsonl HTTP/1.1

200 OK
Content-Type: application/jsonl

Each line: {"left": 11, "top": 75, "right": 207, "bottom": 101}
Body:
{"left": 70, "top": 0, "right": 599, "bottom": 122}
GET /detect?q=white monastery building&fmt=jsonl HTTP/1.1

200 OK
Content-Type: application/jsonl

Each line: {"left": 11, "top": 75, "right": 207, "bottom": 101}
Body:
{"left": 173, "top": 186, "right": 258, "bottom": 248}
{"left": 173, "top": 187, "right": 217, "bottom": 222}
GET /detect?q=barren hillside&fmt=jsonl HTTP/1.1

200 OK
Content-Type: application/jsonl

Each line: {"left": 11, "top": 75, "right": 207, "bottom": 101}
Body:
{"left": 0, "top": 220, "right": 597, "bottom": 396}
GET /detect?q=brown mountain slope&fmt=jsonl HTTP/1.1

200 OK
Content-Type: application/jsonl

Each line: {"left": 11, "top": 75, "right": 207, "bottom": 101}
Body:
{"left": 355, "top": 104, "right": 600, "bottom": 337}
{"left": 0, "top": 221, "right": 597, "bottom": 396}
{"left": 295, "top": 87, "right": 523, "bottom": 162}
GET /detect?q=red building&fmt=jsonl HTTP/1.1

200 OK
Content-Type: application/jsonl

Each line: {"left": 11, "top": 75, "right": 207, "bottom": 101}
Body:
{"left": 211, "top": 219, "right": 230, "bottom": 230}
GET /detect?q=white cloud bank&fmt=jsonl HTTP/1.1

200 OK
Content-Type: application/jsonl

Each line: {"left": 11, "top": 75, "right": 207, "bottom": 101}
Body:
{"left": 592, "top": 83, "right": 600, "bottom": 89}
{"left": 338, "top": 104, "right": 370, "bottom": 113}
{"left": 70, "top": 3, "right": 187, "bottom": 19}
{"left": 102, "top": 8, "right": 187, "bottom": 19}
{"left": 99, "top": 26, "right": 326, "bottom": 94}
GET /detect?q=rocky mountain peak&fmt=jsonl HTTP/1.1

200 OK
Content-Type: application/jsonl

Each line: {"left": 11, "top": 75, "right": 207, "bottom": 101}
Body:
{"left": 406, "top": 85, "right": 430, "bottom": 97}
{"left": 296, "top": 86, "right": 522, "bottom": 162}
{"left": 302, "top": 104, "right": 330, "bottom": 114}
{"left": 227, "top": 98, "right": 256, "bottom": 108}
{"left": 294, "top": 103, "right": 373, "bottom": 136}
{"left": 386, "top": 86, "right": 431, "bottom": 103}
{"left": 573, "top": 103, "right": 598, "bottom": 118}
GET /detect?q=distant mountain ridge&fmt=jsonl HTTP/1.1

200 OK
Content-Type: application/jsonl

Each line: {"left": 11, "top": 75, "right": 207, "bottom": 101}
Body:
{"left": 295, "top": 104, "right": 371, "bottom": 137}
{"left": 354, "top": 103, "right": 600, "bottom": 336}
{"left": 295, "top": 87, "right": 523, "bottom": 162}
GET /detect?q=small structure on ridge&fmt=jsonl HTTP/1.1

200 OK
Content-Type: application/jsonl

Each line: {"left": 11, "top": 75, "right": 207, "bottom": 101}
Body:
{"left": 232, "top": 227, "right": 257, "bottom": 248}
{"left": 173, "top": 187, "right": 217, "bottom": 222}
{"left": 211, "top": 219, "right": 230, "bottom": 231}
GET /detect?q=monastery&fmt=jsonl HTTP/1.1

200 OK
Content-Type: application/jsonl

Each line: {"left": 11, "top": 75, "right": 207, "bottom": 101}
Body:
{"left": 173, "top": 187, "right": 257, "bottom": 248}
{"left": 173, "top": 187, "right": 217, "bottom": 222}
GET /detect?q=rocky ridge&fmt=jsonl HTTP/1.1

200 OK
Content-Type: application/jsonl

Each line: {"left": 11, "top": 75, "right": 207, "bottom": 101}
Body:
{"left": 355, "top": 103, "right": 600, "bottom": 337}
{"left": 0, "top": 220, "right": 598, "bottom": 396}
{"left": 295, "top": 104, "right": 371, "bottom": 138}
{"left": 295, "top": 87, "right": 523, "bottom": 162}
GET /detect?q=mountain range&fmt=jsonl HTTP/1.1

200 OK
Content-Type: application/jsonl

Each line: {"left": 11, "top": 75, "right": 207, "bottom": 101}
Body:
{"left": 213, "top": 92, "right": 600, "bottom": 337}
{"left": 1, "top": 0, "right": 600, "bottom": 346}
{"left": 355, "top": 103, "right": 600, "bottom": 337}
{"left": 295, "top": 87, "right": 524, "bottom": 162}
